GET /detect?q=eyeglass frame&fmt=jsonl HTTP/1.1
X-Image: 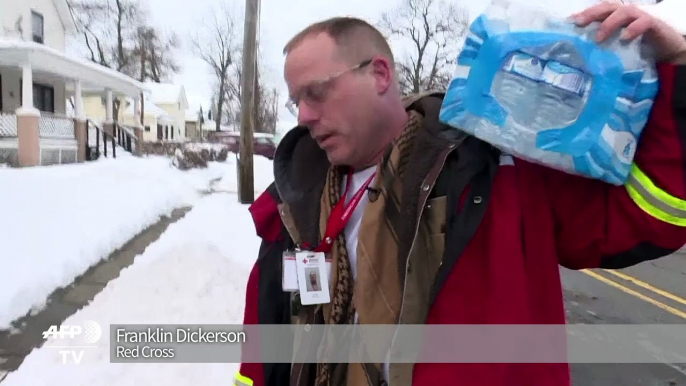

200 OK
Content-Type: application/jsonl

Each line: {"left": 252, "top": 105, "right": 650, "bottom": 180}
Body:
{"left": 285, "top": 58, "right": 373, "bottom": 118}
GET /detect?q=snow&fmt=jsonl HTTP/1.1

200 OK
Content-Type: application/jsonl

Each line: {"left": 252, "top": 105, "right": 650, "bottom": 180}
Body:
{"left": 123, "top": 97, "right": 170, "bottom": 120}
{"left": 1, "top": 155, "right": 275, "bottom": 386}
{"left": 143, "top": 82, "right": 185, "bottom": 106}
{"left": 0, "top": 38, "right": 144, "bottom": 95}
{"left": 0, "top": 156, "right": 234, "bottom": 329}
{"left": 0, "top": 196, "right": 259, "bottom": 386}
{"left": 182, "top": 142, "right": 230, "bottom": 153}
{"left": 214, "top": 155, "right": 275, "bottom": 195}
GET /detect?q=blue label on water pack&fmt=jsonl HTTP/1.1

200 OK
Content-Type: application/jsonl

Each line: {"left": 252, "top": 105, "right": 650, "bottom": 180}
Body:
{"left": 541, "top": 61, "right": 590, "bottom": 96}
{"left": 503, "top": 53, "right": 545, "bottom": 81}
{"left": 503, "top": 52, "right": 590, "bottom": 96}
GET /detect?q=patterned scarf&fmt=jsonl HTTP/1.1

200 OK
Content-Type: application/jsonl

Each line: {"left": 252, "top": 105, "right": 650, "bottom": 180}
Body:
{"left": 314, "top": 111, "right": 423, "bottom": 386}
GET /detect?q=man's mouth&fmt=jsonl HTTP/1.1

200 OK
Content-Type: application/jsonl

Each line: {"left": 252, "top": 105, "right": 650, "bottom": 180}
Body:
{"left": 316, "top": 133, "right": 334, "bottom": 147}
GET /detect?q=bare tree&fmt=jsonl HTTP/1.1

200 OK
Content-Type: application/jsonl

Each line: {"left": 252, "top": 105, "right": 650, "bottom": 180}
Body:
{"left": 220, "top": 52, "right": 278, "bottom": 133}
{"left": 190, "top": 5, "right": 240, "bottom": 132}
{"left": 253, "top": 67, "right": 278, "bottom": 134}
{"left": 69, "top": 0, "right": 141, "bottom": 74}
{"left": 379, "top": 0, "right": 469, "bottom": 95}
{"left": 69, "top": 0, "right": 181, "bottom": 122}
{"left": 130, "top": 26, "right": 181, "bottom": 83}
{"left": 193, "top": 4, "right": 278, "bottom": 134}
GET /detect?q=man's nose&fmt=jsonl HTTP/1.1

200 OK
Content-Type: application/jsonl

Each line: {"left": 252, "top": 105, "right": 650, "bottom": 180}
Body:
{"left": 297, "top": 101, "right": 319, "bottom": 126}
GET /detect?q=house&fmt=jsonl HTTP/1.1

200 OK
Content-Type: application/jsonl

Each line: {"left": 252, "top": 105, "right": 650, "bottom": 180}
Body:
{"left": 185, "top": 110, "right": 202, "bottom": 140}
{"left": 0, "top": 0, "right": 146, "bottom": 167}
{"left": 122, "top": 97, "right": 178, "bottom": 142}
{"left": 141, "top": 82, "right": 188, "bottom": 140}
{"left": 83, "top": 81, "right": 189, "bottom": 142}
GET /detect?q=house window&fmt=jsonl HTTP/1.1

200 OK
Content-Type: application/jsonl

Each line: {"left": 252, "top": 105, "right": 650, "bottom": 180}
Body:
{"left": 32, "top": 11, "right": 44, "bottom": 44}
{"left": 34, "top": 84, "right": 54, "bottom": 113}
{"left": 145, "top": 126, "right": 150, "bottom": 132}
{"left": 19, "top": 81, "right": 54, "bottom": 113}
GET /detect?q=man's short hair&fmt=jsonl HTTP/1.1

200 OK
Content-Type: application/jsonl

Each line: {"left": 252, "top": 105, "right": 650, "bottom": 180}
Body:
{"left": 283, "top": 17, "right": 395, "bottom": 66}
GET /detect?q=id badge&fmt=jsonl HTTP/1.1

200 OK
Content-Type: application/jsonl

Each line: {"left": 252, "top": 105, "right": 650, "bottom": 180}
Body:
{"left": 295, "top": 251, "right": 331, "bottom": 305}
{"left": 282, "top": 251, "right": 299, "bottom": 292}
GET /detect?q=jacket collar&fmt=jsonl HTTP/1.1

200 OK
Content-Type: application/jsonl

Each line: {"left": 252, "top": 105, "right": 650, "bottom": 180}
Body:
{"left": 271, "top": 92, "right": 465, "bottom": 247}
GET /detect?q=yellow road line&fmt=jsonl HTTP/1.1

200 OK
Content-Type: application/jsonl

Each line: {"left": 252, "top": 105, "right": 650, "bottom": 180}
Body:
{"left": 581, "top": 270, "right": 686, "bottom": 320}
{"left": 602, "top": 269, "right": 686, "bottom": 307}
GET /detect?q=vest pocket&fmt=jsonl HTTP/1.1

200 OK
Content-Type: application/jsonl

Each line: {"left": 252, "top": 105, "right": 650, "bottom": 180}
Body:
{"left": 428, "top": 233, "right": 445, "bottom": 265}
{"left": 424, "top": 196, "right": 447, "bottom": 235}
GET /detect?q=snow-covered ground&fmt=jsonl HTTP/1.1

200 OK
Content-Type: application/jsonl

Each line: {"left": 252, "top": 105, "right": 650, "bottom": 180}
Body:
{"left": 0, "top": 195, "right": 260, "bottom": 385}
{"left": 214, "top": 155, "right": 274, "bottom": 194}
{"left": 1, "top": 154, "right": 274, "bottom": 385}
{"left": 0, "top": 156, "right": 233, "bottom": 329}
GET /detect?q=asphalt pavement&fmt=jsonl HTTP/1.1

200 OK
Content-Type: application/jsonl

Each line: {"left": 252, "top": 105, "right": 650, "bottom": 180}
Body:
{"left": 563, "top": 251, "right": 686, "bottom": 386}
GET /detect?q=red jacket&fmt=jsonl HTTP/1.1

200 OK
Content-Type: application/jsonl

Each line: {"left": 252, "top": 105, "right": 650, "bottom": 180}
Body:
{"left": 234, "top": 62, "right": 686, "bottom": 386}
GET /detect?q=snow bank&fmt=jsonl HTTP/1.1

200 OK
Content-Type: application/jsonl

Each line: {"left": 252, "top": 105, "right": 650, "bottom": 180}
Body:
{"left": 0, "top": 156, "right": 232, "bottom": 329}
{"left": 1, "top": 193, "right": 262, "bottom": 386}
{"left": 182, "top": 142, "right": 229, "bottom": 153}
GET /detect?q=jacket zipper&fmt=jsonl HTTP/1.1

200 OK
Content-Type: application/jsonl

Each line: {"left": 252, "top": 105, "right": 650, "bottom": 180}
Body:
{"left": 387, "top": 143, "right": 456, "bottom": 386}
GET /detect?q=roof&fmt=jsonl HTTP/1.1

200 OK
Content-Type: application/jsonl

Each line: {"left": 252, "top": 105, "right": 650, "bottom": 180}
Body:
{"left": 123, "top": 97, "right": 174, "bottom": 123}
{"left": 185, "top": 110, "right": 200, "bottom": 122}
{"left": 54, "top": 0, "right": 77, "bottom": 34}
{"left": 143, "top": 82, "right": 189, "bottom": 107}
{"left": 0, "top": 38, "right": 145, "bottom": 96}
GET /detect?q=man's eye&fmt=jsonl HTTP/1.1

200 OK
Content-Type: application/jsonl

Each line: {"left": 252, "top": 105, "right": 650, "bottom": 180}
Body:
{"left": 308, "top": 84, "right": 327, "bottom": 102}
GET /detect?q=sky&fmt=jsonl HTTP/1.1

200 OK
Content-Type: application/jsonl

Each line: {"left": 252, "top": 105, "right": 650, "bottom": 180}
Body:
{"left": 141, "top": 0, "right": 491, "bottom": 135}
{"left": 137, "top": 0, "right": 672, "bottom": 136}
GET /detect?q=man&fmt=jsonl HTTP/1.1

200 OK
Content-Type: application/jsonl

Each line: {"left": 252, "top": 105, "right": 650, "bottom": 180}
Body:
{"left": 235, "top": 3, "right": 686, "bottom": 386}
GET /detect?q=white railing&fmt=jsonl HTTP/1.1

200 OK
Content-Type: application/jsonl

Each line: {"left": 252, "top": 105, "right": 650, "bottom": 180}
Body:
{"left": 0, "top": 113, "right": 17, "bottom": 137}
{"left": 39, "top": 113, "right": 75, "bottom": 139}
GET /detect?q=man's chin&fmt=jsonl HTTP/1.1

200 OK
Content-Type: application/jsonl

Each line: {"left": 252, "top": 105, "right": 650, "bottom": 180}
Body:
{"left": 325, "top": 149, "right": 352, "bottom": 167}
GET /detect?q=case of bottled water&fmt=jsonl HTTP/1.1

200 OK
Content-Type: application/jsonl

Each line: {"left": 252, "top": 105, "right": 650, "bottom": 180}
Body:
{"left": 438, "top": 0, "right": 660, "bottom": 185}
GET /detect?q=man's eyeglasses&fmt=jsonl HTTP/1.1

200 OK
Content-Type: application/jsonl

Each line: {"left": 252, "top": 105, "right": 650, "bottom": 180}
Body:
{"left": 285, "top": 59, "right": 373, "bottom": 118}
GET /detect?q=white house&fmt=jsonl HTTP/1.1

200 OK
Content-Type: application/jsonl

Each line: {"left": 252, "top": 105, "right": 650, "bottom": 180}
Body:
{"left": 121, "top": 96, "right": 177, "bottom": 142}
{"left": 0, "top": 0, "right": 146, "bottom": 167}
{"left": 141, "top": 82, "right": 188, "bottom": 140}
{"left": 83, "top": 81, "right": 189, "bottom": 142}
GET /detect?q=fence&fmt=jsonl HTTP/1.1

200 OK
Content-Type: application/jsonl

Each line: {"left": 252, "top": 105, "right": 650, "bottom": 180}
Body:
{"left": 38, "top": 113, "right": 75, "bottom": 139}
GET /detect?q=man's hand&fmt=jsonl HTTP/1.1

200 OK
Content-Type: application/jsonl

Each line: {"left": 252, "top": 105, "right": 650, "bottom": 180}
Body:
{"left": 572, "top": 2, "right": 686, "bottom": 64}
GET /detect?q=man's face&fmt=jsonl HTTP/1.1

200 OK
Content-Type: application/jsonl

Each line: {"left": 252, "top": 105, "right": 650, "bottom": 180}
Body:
{"left": 284, "top": 33, "right": 382, "bottom": 167}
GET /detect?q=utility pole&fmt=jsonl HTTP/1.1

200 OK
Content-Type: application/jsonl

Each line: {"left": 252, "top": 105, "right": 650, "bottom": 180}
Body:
{"left": 139, "top": 29, "right": 146, "bottom": 127}
{"left": 238, "top": 0, "right": 259, "bottom": 203}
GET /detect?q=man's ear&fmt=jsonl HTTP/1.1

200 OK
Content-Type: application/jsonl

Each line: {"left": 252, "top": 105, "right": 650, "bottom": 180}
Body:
{"left": 370, "top": 56, "right": 394, "bottom": 94}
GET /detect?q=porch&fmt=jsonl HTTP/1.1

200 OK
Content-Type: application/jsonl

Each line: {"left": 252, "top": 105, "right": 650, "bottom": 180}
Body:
{"left": 0, "top": 38, "right": 146, "bottom": 167}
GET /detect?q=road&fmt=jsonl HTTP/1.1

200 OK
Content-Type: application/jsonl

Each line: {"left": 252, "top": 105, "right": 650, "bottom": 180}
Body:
{"left": 563, "top": 251, "right": 686, "bottom": 386}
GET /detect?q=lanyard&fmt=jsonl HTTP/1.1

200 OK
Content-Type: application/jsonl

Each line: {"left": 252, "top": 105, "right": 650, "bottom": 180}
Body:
{"left": 314, "top": 169, "right": 376, "bottom": 254}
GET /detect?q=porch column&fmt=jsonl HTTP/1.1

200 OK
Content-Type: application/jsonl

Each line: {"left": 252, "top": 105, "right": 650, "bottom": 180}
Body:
{"left": 74, "top": 80, "right": 87, "bottom": 162}
{"left": 133, "top": 96, "right": 144, "bottom": 156}
{"left": 104, "top": 88, "right": 114, "bottom": 137}
{"left": 16, "top": 62, "right": 40, "bottom": 167}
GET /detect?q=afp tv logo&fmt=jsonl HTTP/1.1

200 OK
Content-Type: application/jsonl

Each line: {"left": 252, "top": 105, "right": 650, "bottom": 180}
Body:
{"left": 42, "top": 320, "right": 102, "bottom": 364}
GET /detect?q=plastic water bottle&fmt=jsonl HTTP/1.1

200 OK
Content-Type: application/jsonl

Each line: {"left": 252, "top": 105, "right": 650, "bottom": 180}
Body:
{"left": 439, "top": 0, "right": 659, "bottom": 185}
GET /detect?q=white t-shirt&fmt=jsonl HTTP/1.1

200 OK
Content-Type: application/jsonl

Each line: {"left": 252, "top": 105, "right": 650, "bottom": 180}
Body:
{"left": 341, "top": 166, "right": 376, "bottom": 281}
{"left": 340, "top": 167, "right": 391, "bottom": 382}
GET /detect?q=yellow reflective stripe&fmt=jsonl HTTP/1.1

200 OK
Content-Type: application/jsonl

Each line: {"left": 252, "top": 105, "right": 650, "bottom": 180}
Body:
{"left": 233, "top": 371, "right": 254, "bottom": 386}
{"left": 625, "top": 164, "right": 686, "bottom": 226}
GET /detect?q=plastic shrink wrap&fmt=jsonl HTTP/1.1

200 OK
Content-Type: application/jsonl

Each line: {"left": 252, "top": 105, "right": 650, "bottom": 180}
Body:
{"left": 438, "top": 0, "right": 660, "bottom": 185}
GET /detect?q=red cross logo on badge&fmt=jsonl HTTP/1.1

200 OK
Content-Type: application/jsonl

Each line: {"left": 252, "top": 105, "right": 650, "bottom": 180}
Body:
{"left": 302, "top": 258, "right": 308, "bottom": 264}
